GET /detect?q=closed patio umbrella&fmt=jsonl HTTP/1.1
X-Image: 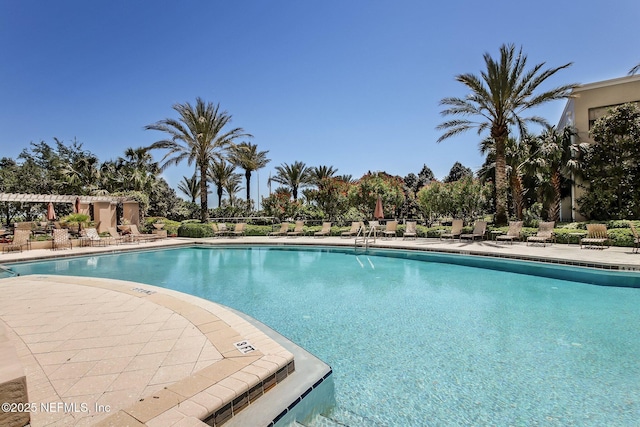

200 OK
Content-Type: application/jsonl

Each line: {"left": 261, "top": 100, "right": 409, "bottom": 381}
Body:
{"left": 374, "top": 197, "right": 384, "bottom": 220}
{"left": 74, "top": 197, "right": 80, "bottom": 214}
{"left": 47, "top": 202, "right": 56, "bottom": 221}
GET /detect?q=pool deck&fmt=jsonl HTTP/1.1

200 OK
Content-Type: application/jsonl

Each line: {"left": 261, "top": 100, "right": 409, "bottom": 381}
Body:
{"left": 1, "top": 235, "right": 639, "bottom": 427}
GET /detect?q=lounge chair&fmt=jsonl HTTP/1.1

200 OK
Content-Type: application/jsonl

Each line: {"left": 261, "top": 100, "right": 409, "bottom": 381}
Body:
{"left": 52, "top": 229, "right": 72, "bottom": 250}
{"left": 527, "top": 221, "right": 555, "bottom": 246}
{"left": 403, "top": 221, "right": 417, "bottom": 240}
{"left": 287, "top": 221, "right": 305, "bottom": 237}
{"left": 580, "top": 224, "right": 610, "bottom": 249}
{"left": 314, "top": 222, "right": 332, "bottom": 237}
{"left": 82, "top": 227, "right": 110, "bottom": 247}
{"left": 496, "top": 221, "right": 523, "bottom": 244}
{"left": 382, "top": 221, "right": 398, "bottom": 239}
{"left": 630, "top": 222, "right": 639, "bottom": 254}
{"left": 268, "top": 223, "right": 289, "bottom": 237}
{"left": 230, "top": 223, "right": 246, "bottom": 237}
{"left": 129, "top": 224, "right": 162, "bottom": 243}
{"left": 216, "top": 223, "right": 229, "bottom": 237}
{"left": 440, "top": 219, "right": 463, "bottom": 241}
{"left": 2, "top": 229, "right": 31, "bottom": 253}
{"left": 460, "top": 221, "right": 487, "bottom": 241}
{"left": 341, "top": 222, "right": 360, "bottom": 238}
{"left": 108, "top": 227, "right": 130, "bottom": 244}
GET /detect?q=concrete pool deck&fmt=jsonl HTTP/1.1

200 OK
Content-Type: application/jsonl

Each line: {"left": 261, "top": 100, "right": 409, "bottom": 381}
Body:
{"left": 1, "top": 235, "right": 639, "bottom": 426}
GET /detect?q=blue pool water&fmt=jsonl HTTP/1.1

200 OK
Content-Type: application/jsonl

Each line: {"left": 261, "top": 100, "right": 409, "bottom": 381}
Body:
{"left": 8, "top": 246, "right": 640, "bottom": 426}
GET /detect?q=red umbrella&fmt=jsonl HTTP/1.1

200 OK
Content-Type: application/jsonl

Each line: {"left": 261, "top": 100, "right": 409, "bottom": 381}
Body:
{"left": 47, "top": 202, "right": 56, "bottom": 221}
{"left": 374, "top": 197, "right": 384, "bottom": 220}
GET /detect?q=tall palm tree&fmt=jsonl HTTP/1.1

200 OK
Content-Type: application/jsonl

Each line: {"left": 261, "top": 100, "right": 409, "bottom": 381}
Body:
{"left": 209, "top": 160, "right": 237, "bottom": 208}
{"left": 437, "top": 44, "right": 577, "bottom": 225}
{"left": 177, "top": 174, "right": 200, "bottom": 204}
{"left": 145, "top": 98, "right": 251, "bottom": 221}
{"left": 228, "top": 142, "right": 270, "bottom": 202}
{"left": 536, "top": 126, "right": 586, "bottom": 221}
{"left": 268, "top": 161, "right": 313, "bottom": 201}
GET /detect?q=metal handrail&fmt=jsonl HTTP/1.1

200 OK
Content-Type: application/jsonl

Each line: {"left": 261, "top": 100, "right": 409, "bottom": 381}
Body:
{"left": 0, "top": 265, "right": 18, "bottom": 277}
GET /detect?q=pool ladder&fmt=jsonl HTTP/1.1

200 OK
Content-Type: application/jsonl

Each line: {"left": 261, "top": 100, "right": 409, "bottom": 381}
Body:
{"left": 354, "top": 223, "right": 377, "bottom": 250}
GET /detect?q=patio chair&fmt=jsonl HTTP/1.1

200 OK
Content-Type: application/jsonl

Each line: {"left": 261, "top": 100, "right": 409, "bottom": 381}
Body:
{"left": 287, "top": 221, "right": 305, "bottom": 237}
{"left": 107, "top": 227, "right": 130, "bottom": 245}
{"left": 314, "top": 222, "right": 332, "bottom": 238}
{"left": 630, "top": 222, "right": 639, "bottom": 254}
{"left": 341, "top": 222, "right": 360, "bottom": 238}
{"left": 460, "top": 221, "right": 487, "bottom": 241}
{"left": 580, "top": 224, "right": 610, "bottom": 249}
{"left": 52, "top": 229, "right": 72, "bottom": 250}
{"left": 129, "top": 224, "right": 162, "bottom": 243}
{"left": 440, "top": 219, "right": 463, "bottom": 241}
{"left": 496, "top": 221, "right": 523, "bottom": 244}
{"left": 82, "top": 227, "right": 110, "bottom": 247}
{"left": 403, "top": 221, "right": 417, "bottom": 240}
{"left": 215, "top": 223, "right": 229, "bottom": 237}
{"left": 382, "top": 220, "right": 398, "bottom": 239}
{"left": 268, "top": 222, "right": 289, "bottom": 237}
{"left": 2, "top": 229, "right": 31, "bottom": 253}
{"left": 230, "top": 222, "right": 246, "bottom": 237}
{"left": 526, "top": 221, "right": 556, "bottom": 247}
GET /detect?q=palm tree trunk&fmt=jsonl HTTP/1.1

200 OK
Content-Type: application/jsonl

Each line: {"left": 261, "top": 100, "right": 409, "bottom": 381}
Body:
{"left": 217, "top": 186, "right": 223, "bottom": 208}
{"left": 511, "top": 173, "right": 525, "bottom": 220}
{"left": 549, "top": 170, "right": 561, "bottom": 222}
{"left": 245, "top": 170, "right": 251, "bottom": 202}
{"left": 494, "top": 137, "right": 509, "bottom": 225}
{"left": 199, "top": 163, "right": 208, "bottom": 222}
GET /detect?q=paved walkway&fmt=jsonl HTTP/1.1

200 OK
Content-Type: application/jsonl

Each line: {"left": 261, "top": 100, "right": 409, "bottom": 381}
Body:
{"left": 0, "top": 236, "right": 639, "bottom": 426}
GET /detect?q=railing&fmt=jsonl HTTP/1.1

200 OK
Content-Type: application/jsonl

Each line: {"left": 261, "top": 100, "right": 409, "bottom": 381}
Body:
{"left": 0, "top": 265, "right": 19, "bottom": 277}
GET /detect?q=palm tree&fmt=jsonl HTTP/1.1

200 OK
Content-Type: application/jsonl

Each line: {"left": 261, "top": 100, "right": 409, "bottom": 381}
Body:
{"left": 478, "top": 136, "right": 537, "bottom": 220}
{"left": 223, "top": 174, "right": 243, "bottom": 207}
{"left": 268, "top": 161, "right": 313, "bottom": 201}
{"left": 177, "top": 174, "right": 200, "bottom": 204}
{"left": 535, "top": 126, "right": 586, "bottom": 221}
{"left": 228, "top": 142, "right": 270, "bottom": 202}
{"left": 309, "top": 165, "right": 338, "bottom": 188}
{"left": 209, "top": 160, "right": 237, "bottom": 208}
{"left": 437, "top": 44, "right": 577, "bottom": 225}
{"left": 145, "top": 98, "right": 251, "bottom": 221}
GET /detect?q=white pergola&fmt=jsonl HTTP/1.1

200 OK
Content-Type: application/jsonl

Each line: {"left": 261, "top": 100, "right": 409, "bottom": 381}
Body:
{"left": 0, "top": 193, "right": 131, "bottom": 203}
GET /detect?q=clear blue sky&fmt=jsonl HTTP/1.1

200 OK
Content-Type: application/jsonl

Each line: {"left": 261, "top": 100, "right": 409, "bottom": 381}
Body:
{"left": 1, "top": 1, "right": 638, "bottom": 206}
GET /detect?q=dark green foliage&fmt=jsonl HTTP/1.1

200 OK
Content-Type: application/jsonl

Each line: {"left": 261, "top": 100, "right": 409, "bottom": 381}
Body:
{"left": 443, "top": 162, "right": 473, "bottom": 183}
{"left": 579, "top": 103, "right": 640, "bottom": 219}
{"left": 177, "top": 223, "right": 215, "bottom": 238}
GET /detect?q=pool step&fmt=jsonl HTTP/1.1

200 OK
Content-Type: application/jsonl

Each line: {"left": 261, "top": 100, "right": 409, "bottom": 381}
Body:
{"left": 296, "top": 413, "right": 347, "bottom": 426}
{"left": 298, "top": 408, "right": 383, "bottom": 427}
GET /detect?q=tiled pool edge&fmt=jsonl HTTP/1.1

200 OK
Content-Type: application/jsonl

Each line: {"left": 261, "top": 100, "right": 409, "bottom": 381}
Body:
{"left": 223, "top": 308, "right": 334, "bottom": 427}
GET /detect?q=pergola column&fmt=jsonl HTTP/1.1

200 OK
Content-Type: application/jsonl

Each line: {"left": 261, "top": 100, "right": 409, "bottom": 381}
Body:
{"left": 122, "top": 201, "right": 140, "bottom": 227}
{"left": 92, "top": 201, "right": 117, "bottom": 233}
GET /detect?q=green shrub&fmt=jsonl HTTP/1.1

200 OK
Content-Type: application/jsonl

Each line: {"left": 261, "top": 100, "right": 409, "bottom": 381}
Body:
{"left": 177, "top": 223, "right": 215, "bottom": 238}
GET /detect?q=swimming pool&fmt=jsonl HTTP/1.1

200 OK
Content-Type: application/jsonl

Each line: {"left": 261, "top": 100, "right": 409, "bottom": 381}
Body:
{"left": 8, "top": 246, "right": 640, "bottom": 425}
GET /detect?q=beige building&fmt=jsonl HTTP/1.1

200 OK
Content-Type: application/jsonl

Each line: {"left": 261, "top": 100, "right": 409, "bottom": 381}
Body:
{"left": 557, "top": 74, "right": 640, "bottom": 221}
